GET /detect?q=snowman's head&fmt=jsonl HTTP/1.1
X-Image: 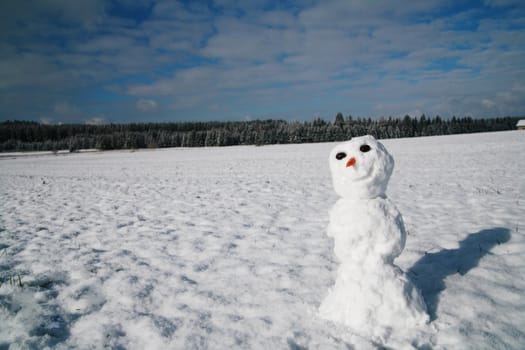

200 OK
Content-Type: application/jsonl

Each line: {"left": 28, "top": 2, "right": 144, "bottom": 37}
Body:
{"left": 329, "top": 135, "right": 394, "bottom": 199}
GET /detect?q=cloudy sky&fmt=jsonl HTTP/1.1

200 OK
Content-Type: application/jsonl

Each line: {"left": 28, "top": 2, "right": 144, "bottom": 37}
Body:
{"left": 1, "top": 0, "right": 524, "bottom": 124}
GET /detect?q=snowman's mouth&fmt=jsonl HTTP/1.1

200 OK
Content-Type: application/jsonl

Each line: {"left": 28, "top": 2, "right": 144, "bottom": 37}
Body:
{"left": 346, "top": 157, "right": 356, "bottom": 167}
{"left": 347, "top": 164, "right": 374, "bottom": 182}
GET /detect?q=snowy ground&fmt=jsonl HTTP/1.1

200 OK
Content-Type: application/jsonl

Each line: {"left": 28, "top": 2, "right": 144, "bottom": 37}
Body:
{"left": 1, "top": 131, "right": 524, "bottom": 349}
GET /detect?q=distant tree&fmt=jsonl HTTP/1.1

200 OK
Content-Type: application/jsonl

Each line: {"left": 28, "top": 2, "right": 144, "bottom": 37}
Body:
{"left": 0, "top": 115, "right": 522, "bottom": 152}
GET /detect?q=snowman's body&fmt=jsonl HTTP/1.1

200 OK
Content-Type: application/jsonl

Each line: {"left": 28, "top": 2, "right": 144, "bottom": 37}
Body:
{"left": 319, "top": 135, "right": 428, "bottom": 342}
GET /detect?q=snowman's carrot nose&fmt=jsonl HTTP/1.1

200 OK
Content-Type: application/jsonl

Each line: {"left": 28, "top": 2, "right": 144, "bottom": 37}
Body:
{"left": 346, "top": 157, "right": 356, "bottom": 167}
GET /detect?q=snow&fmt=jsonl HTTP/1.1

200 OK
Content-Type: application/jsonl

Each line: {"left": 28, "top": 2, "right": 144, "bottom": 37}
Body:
{"left": 0, "top": 131, "right": 524, "bottom": 349}
{"left": 328, "top": 135, "right": 395, "bottom": 200}
{"left": 0, "top": 149, "right": 98, "bottom": 160}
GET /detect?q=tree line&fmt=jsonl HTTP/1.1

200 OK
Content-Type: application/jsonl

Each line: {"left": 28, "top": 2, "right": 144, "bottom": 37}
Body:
{"left": 0, "top": 114, "right": 521, "bottom": 152}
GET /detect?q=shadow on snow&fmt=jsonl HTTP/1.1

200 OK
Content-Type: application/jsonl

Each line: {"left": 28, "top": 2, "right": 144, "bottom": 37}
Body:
{"left": 408, "top": 227, "right": 511, "bottom": 321}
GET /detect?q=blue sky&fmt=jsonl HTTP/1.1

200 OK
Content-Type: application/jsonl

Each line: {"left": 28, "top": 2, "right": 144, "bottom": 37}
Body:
{"left": 0, "top": 0, "right": 524, "bottom": 124}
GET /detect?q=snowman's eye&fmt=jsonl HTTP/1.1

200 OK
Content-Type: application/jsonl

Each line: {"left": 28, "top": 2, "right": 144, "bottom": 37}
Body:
{"left": 335, "top": 152, "right": 346, "bottom": 160}
{"left": 360, "top": 144, "right": 371, "bottom": 153}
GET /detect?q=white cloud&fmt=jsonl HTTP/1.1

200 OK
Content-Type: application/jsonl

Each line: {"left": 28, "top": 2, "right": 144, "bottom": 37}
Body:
{"left": 136, "top": 99, "right": 159, "bottom": 112}
{"left": 40, "top": 117, "right": 53, "bottom": 125}
{"left": 151, "top": 0, "right": 211, "bottom": 21}
{"left": 85, "top": 116, "right": 106, "bottom": 125}
{"left": 482, "top": 99, "right": 495, "bottom": 108}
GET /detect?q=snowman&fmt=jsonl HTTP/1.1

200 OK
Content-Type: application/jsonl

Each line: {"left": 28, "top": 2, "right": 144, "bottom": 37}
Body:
{"left": 319, "top": 135, "right": 429, "bottom": 344}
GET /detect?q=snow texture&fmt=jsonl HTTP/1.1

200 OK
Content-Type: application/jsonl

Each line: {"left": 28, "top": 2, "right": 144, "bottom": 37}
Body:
{"left": 320, "top": 136, "right": 429, "bottom": 347}
{"left": 1, "top": 131, "right": 524, "bottom": 349}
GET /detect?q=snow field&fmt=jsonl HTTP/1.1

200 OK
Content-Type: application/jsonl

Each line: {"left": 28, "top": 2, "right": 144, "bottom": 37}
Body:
{"left": 1, "top": 131, "right": 524, "bottom": 349}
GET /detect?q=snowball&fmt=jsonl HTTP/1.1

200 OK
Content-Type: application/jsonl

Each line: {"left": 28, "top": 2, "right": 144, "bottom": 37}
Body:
{"left": 329, "top": 135, "right": 394, "bottom": 199}
{"left": 327, "top": 197, "right": 406, "bottom": 265}
{"left": 319, "top": 260, "right": 429, "bottom": 343}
